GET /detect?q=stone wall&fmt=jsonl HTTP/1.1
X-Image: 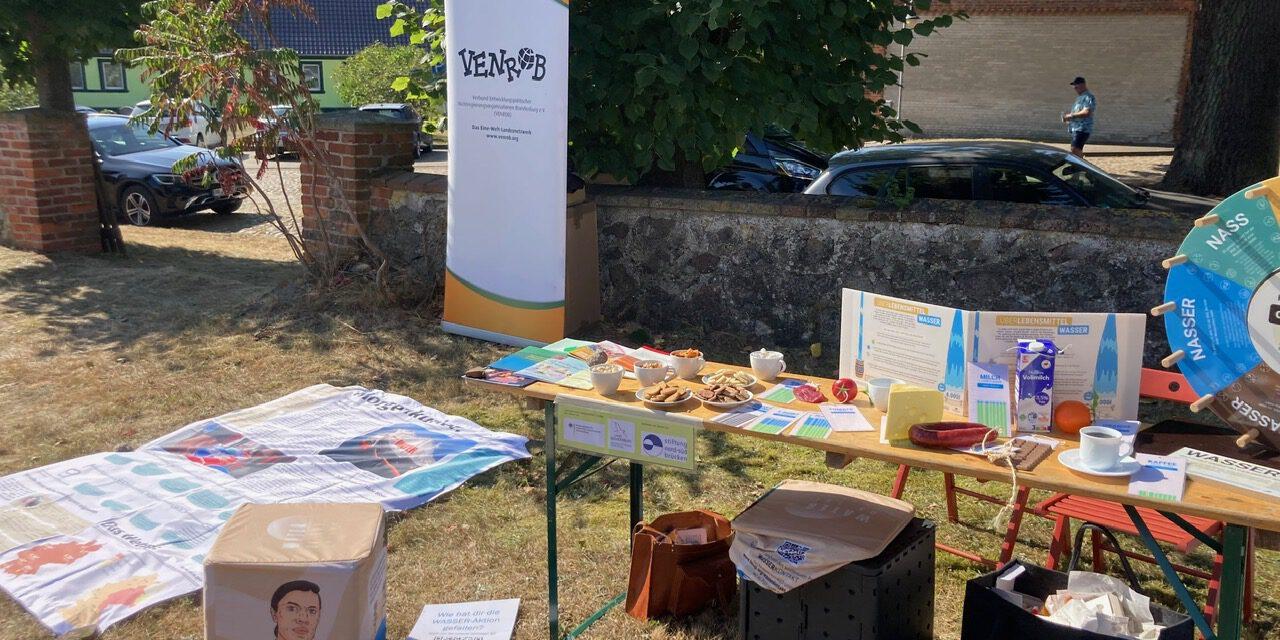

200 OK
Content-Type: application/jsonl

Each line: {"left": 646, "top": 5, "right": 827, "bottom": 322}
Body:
{"left": 906, "top": 2, "right": 1192, "bottom": 144}
{"left": 0, "top": 109, "right": 100, "bottom": 253}
{"left": 592, "top": 188, "right": 1186, "bottom": 367}
{"left": 368, "top": 172, "right": 447, "bottom": 298}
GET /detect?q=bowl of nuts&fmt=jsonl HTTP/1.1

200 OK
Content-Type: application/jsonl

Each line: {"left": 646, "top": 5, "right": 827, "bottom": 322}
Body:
{"left": 696, "top": 384, "right": 754, "bottom": 409}
{"left": 636, "top": 381, "right": 692, "bottom": 408}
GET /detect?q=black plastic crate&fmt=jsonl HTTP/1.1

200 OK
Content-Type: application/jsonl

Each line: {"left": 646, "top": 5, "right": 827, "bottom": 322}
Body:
{"left": 739, "top": 518, "right": 935, "bottom": 640}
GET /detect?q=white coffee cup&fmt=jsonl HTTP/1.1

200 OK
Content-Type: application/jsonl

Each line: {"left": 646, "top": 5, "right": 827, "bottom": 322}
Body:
{"left": 1078, "top": 425, "right": 1134, "bottom": 471}
{"left": 590, "top": 363, "right": 624, "bottom": 396}
{"left": 867, "top": 377, "right": 904, "bottom": 410}
{"left": 634, "top": 359, "right": 673, "bottom": 387}
{"left": 671, "top": 351, "right": 706, "bottom": 379}
{"left": 750, "top": 349, "right": 786, "bottom": 381}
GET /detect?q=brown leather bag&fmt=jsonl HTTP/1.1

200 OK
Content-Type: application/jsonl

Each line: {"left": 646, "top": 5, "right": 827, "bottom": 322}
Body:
{"left": 624, "top": 509, "right": 737, "bottom": 620}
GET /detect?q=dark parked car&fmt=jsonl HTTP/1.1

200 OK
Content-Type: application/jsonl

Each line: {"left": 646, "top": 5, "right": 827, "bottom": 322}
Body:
{"left": 707, "top": 128, "right": 828, "bottom": 193}
{"left": 803, "top": 141, "right": 1218, "bottom": 215}
{"left": 87, "top": 114, "right": 247, "bottom": 226}
{"left": 358, "top": 103, "right": 431, "bottom": 157}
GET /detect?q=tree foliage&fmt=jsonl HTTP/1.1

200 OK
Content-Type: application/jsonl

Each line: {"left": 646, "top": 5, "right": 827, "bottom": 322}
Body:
{"left": 381, "top": 0, "right": 958, "bottom": 184}
{"left": 0, "top": 65, "right": 37, "bottom": 111}
{"left": 0, "top": 0, "right": 143, "bottom": 84}
{"left": 333, "top": 43, "right": 439, "bottom": 124}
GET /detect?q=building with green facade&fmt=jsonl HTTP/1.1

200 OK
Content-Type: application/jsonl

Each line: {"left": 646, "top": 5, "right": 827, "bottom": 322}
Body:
{"left": 72, "top": 0, "right": 405, "bottom": 112}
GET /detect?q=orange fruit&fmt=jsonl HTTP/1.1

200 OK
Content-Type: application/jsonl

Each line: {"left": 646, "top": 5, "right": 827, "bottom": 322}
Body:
{"left": 1054, "top": 400, "right": 1093, "bottom": 435}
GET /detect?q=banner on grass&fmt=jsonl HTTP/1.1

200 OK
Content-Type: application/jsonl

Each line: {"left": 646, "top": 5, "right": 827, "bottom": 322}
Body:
{"left": 441, "top": 0, "right": 570, "bottom": 345}
{"left": 0, "top": 384, "right": 529, "bottom": 635}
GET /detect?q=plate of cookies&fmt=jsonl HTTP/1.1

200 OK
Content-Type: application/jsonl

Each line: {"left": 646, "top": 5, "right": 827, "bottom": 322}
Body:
{"left": 701, "top": 369, "right": 758, "bottom": 388}
{"left": 636, "top": 381, "right": 693, "bottom": 407}
{"left": 696, "top": 383, "right": 754, "bottom": 409}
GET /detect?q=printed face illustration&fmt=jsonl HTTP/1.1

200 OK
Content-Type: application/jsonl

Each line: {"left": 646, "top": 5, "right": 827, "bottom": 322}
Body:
{"left": 272, "top": 589, "right": 320, "bottom": 640}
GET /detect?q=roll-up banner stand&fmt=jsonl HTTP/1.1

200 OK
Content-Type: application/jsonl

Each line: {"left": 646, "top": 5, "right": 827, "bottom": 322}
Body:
{"left": 442, "top": 0, "right": 578, "bottom": 346}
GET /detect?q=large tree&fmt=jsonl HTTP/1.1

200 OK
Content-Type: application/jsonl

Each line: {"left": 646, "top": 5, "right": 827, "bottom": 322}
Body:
{"left": 1161, "top": 0, "right": 1280, "bottom": 196}
{"left": 381, "top": 0, "right": 958, "bottom": 186}
{"left": 0, "top": 1, "right": 143, "bottom": 111}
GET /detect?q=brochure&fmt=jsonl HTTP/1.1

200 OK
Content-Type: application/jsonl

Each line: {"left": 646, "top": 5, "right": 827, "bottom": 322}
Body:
{"left": 818, "top": 403, "right": 875, "bottom": 432}
{"left": 757, "top": 379, "right": 809, "bottom": 404}
{"left": 515, "top": 355, "right": 592, "bottom": 390}
{"left": 745, "top": 407, "right": 805, "bottom": 435}
{"left": 543, "top": 338, "right": 596, "bottom": 354}
{"left": 488, "top": 346, "right": 559, "bottom": 372}
{"left": 1128, "top": 454, "right": 1187, "bottom": 502}
{"left": 709, "top": 401, "right": 770, "bottom": 428}
{"left": 1167, "top": 447, "right": 1280, "bottom": 499}
{"left": 792, "top": 413, "right": 833, "bottom": 440}
{"left": 408, "top": 598, "right": 519, "bottom": 640}
{"left": 465, "top": 369, "right": 537, "bottom": 388}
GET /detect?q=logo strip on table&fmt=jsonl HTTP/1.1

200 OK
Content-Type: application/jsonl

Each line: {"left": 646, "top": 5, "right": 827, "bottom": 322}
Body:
{"left": 554, "top": 395, "right": 701, "bottom": 471}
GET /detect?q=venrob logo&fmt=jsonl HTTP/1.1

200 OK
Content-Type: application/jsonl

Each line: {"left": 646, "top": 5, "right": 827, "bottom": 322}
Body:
{"left": 457, "top": 47, "right": 547, "bottom": 82}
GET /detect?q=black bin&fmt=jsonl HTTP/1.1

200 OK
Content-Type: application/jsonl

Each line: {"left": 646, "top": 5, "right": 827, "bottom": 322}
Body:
{"left": 739, "top": 518, "right": 935, "bottom": 640}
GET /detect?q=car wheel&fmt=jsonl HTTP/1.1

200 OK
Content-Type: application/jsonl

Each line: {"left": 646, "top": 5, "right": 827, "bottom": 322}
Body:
{"left": 211, "top": 200, "right": 241, "bottom": 215}
{"left": 121, "top": 186, "right": 158, "bottom": 226}
{"left": 196, "top": 133, "right": 206, "bottom": 148}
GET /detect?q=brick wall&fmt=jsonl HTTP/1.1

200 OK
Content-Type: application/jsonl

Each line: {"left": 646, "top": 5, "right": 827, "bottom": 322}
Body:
{"left": 901, "top": 12, "right": 1191, "bottom": 144}
{"left": 300, "top": 111, "right": 416, "bottom": 254}
{"left": 0, "top": 109, "right": 100, "bottom": 253}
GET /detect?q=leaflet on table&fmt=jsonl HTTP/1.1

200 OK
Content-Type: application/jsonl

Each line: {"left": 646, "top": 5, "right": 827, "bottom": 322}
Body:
{"left": 513, "top": 355, "right": 592, "bottom": 389}
{"left": 757, "top": 379, "right": 809, "bottom": 404}
{"left": 972, "top": 311, "right": 1145, "bottom": 420}
{"left": 839, "top": 289, "right": 970, "bottom": 414}
{"left": 710, "top": 401, "right": 770, "bottom": 428}
{"left": 744, "top": 407, "right": 805, "bottom": 434}
{"left": 1167, "top": 447, "right": 1280, "bottom": 499}
{"left": 544, "top": 338, "right": 597, "bottom": 354}
{"left": 464, "top": 369, "right": 537, "bottom": 388}
{"left": 1128, "top": 454, "right": 1187, "bottom": 502}
{"left": 792, "top": 413, "right": 833, "bottom": 440}
{"left": 818, "top": 403, "right": 875, "bottom": 432}
{"left": 488, "top": 346, "right": 560, "bottom": 372}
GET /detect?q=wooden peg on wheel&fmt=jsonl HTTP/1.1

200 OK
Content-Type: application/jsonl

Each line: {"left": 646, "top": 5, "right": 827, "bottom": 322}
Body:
{"left": 1161, "top": 254, "right": 1189, "bottom": 269}
{"left": 1151, "top": 301, "right": 1177, "bottom": 316}
{"left": 1190, "top": 393, "right": 1215, "bottom": 413}
{"left": 1194, "top": 213, "right": 1221, "bottom": 227}
{"left": 1161, "top": 350, "right": 1185, "bottom": 368}
{"left": 1236, "top": 428, "right": 1261, "bottom": 449}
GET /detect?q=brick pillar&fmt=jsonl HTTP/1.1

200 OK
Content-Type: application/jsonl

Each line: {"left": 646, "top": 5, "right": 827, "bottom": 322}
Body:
{"left": 0, "top": 109, "right": 100, "bottom": 253}
{"left": 300, "top": 111, "right": 416, "bottom": 253}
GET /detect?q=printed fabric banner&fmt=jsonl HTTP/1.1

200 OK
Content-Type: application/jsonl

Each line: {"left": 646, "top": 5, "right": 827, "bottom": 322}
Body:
{"left": 0, "top": 385, "right": 530, "bottom": 635}
{"left": 442, "top": 0, "right": 570, "bottom": 345}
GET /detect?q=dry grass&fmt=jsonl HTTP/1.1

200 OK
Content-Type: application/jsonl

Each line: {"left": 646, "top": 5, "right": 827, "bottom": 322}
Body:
{"left": 0, "top": 216, "right": 1276, "bottom": 640}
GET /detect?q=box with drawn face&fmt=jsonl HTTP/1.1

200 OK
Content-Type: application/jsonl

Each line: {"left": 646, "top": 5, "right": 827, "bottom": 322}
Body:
{"left": 204, "top": 503, "right": 387, "bottom": 640}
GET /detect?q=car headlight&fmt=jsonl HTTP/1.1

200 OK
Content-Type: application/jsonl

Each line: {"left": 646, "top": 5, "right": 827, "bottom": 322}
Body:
{"left": 776, "top": 159, "right": 820, "bottom": 179}
{"left": 153, "top": 173, "right": 181, "bottom": 185}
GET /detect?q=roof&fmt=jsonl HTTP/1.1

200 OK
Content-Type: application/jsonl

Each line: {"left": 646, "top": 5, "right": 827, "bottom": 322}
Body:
{"left": 239, "top": 0, "right": 414, "bottom": 57}
{"left": 829, "top": 141, "right": 1071, "bottom": 172}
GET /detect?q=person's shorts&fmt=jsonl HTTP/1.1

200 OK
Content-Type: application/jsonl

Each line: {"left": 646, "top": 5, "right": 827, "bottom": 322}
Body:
{"left": 1071, "top": 131, "right": 1091, "bottom": 149}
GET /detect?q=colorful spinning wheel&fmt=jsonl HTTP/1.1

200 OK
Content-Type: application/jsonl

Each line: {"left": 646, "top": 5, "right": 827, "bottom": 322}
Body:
{"left": 1157, "top": 176, "right": 1280, "bottom": 452}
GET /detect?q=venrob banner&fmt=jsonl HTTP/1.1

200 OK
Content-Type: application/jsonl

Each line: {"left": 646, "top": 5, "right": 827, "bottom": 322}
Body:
{"left": 0, "top": 385, "right": 529, "bottom": 635}
{"left": 442, "top": 0, "right": 570, "bottom": 345}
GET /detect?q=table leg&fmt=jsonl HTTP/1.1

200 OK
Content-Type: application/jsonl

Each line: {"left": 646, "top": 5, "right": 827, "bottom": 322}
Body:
{"left": 1217, "top": 524, "right": 1248, "bottom": 640}
{"left": 545, "top": 403, "right": 560, "bottom": 640}
{"left": 629, "top": 463, "right": 644, "bottom": 533}
{"left": 1123, "top": 505, "right": 1216, "bottom": 640}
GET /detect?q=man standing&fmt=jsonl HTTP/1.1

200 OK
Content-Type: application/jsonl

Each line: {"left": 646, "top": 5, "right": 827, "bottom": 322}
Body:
{"left": 1062, "top": 76, "right": 1096, "bottom": 156}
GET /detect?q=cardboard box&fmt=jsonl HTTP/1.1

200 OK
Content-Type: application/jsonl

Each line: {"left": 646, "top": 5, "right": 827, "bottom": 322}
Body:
{"left": 205, "top": 503, "right": 387, "bottom": 640}
{"left": 564, "top": 199, "right": 601, "bottom": 335}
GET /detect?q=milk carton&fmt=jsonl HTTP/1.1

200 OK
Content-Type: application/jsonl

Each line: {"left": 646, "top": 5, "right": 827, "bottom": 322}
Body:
{"left": 1014, "top": 339, "right": 1057, "bottom": 433}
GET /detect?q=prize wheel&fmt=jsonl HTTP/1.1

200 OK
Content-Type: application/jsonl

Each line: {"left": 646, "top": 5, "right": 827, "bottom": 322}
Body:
{"left": 1160, "top": 176, "right": 1280, "bottom": 452}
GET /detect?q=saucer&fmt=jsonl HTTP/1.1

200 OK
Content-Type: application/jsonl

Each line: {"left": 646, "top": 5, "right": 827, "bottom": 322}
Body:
{"left": 1057, "top": 449, "right": 1141, "bottom": 477}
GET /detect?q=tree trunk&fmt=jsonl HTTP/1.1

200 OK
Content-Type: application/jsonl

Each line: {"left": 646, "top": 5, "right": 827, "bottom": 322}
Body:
{"left": 1161, "top": 0, "right": 1280, "bottom": 196}
{"left": 24, "top": 13, "right": 75, "bottom": 112}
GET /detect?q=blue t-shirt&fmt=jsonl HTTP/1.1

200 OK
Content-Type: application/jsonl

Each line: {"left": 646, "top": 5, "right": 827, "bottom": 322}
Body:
{"left": 1069, "top": 91, "right": 1096, "bottom": 133}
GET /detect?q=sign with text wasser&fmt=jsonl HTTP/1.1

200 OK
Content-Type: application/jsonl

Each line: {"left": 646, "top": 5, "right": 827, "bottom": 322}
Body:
{"left": 554, "top": 396, "right": 701, "bottom": 471}
{"left": 442, "top": 0, "right": 569, "bottom": 345}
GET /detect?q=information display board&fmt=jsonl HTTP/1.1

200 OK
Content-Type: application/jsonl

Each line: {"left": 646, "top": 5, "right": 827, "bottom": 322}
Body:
{"left": 554, "top": 396, "right": 700, "bottom": 471}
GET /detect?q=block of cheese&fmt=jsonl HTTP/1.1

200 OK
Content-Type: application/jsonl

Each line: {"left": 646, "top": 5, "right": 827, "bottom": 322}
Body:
{"left": 881, "top": 384, "right": 944, "bottom": 444}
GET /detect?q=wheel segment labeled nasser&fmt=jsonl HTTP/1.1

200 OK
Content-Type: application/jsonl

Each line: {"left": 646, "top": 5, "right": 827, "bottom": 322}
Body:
{"left": 1159, "top": 176, "right": 1280, "bottom": 452}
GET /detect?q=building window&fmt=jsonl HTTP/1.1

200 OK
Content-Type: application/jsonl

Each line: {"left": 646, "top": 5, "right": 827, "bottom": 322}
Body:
{"left": 98, "top": 60, "right": 127, "bottom": 91}
{"left": 300, "top": 62, "right": 323, "bottom": 93}
{"left": 69, "top": 63, "right": 86, "bottom": 90}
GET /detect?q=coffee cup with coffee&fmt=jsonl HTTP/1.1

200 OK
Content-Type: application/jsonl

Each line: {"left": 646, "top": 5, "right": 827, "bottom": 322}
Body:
{"left": 750, "top": 349, "right": 786, "bottom": 381}
{"left": 1078, "top": 425, "right": 1134, "bottom": 471}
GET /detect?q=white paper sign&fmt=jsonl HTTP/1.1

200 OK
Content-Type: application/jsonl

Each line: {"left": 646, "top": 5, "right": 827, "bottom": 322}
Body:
{"left": 409, "top": 598, "right": 520, "bottom": 640}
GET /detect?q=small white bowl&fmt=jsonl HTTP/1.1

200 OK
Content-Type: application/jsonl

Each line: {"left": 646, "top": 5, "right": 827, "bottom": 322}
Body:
{"left": 635, "top": 387, "right": 692, "bottom": 408}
